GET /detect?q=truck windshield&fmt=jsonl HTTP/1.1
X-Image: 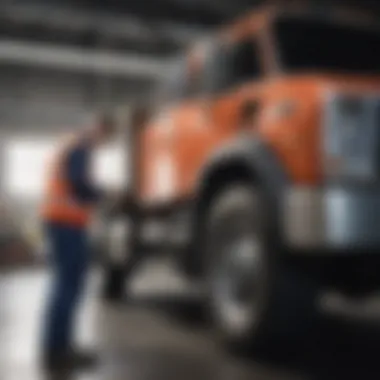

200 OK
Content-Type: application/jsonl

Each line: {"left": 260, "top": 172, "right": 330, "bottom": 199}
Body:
{"left": 274, "top": 16, "right": 380, "bottom": 75}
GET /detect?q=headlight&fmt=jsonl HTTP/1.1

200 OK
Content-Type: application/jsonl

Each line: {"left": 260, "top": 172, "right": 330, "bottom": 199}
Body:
{"left": 324, "top": 93, "right": 377, "bottom": 180}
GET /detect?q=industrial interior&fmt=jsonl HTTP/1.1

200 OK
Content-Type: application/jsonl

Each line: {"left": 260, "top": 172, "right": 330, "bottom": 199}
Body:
{"left": 2, "top": 1, "right": 380, "bottom": 379}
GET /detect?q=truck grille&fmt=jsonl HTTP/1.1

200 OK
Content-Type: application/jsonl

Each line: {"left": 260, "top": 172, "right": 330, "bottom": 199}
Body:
{"left": 324, "top": 93, "right": 380, "bottom": 181}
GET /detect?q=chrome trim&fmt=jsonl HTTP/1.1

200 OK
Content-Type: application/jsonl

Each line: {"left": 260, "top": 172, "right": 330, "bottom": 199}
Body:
{"left": 283, "top": 187, "right": 326, "bottom": 248}
{"left": 284, "top": 186, "right": 380, "bottom": 251}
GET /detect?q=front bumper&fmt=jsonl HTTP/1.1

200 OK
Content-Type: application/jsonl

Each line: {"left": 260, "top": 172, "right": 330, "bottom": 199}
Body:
{"left": 283, "top": 186, "right": 380, "bottom": 251}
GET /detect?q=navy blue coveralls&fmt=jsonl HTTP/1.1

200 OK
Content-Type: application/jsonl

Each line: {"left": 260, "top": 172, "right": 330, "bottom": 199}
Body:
{"left": 43, "top": 138, "right": 102, "bottom": 354}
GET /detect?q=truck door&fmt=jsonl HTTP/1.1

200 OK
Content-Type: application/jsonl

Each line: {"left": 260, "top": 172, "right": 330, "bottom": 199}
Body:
{"left": 174, "top": 36, "right": 264, "bottom": 198}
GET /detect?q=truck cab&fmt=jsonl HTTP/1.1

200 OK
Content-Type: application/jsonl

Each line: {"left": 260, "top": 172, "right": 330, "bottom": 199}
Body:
{"left": 102, "top": 5, "right": 380, "bottom": 351}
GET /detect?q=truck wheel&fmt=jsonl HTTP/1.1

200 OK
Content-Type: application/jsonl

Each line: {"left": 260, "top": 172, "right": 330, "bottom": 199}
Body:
{"left": 204, "top": 184, "right": 317, "bottom": 352}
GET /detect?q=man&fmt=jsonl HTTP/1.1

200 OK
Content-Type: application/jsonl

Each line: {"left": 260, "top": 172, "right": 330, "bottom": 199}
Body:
{"left": 40, "top": 114, "right": 116, "bottom": 371}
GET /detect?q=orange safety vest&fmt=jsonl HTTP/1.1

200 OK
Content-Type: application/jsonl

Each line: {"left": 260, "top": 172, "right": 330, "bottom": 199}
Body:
{"left": 40, "top": 134, "right": 92, "bottom": 227}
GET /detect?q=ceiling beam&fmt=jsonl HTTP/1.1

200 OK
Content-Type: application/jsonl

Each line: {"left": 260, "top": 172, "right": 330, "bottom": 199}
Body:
{"left": 0, "top": 3, "right": 208, "bottom": 46}
{"left": 0, "top": 40, "right": 170, "bottom": 79}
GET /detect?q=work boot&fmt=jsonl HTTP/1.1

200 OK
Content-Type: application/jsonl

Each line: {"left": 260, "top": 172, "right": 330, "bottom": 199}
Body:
{"left": 43, "top": 349, "right": 98, "bottom": 372}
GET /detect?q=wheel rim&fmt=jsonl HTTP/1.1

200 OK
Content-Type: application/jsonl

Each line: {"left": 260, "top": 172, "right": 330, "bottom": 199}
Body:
{"left": 211, "top": 233, "right": 263, "bottom": 334}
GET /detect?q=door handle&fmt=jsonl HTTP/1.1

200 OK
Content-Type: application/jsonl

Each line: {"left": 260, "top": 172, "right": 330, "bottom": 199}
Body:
{"left": 240, "top": 100, "right": 260, "bottom": 127}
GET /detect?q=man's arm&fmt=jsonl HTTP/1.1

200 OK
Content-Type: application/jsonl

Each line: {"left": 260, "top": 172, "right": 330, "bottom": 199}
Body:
{"left": 65, "top": 145, "right": 103, "bottom": 203}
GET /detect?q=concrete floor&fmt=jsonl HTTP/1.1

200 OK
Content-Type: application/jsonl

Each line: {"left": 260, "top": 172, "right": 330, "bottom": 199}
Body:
{"left": 2, "top": 263, "right": 380, "bottom": 380}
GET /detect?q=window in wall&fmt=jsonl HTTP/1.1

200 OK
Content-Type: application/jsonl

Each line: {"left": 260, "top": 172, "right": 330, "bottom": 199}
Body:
{"left": 3, "top": 139, "right": 56, "bottom": 199}
{"left": 4, "top": 139, "right": 128, "bottom": 199}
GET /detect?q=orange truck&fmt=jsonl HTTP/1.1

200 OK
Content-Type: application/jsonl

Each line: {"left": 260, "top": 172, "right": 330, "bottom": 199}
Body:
{"left": 101, "top": 5, "right": 380, "bottom": 349}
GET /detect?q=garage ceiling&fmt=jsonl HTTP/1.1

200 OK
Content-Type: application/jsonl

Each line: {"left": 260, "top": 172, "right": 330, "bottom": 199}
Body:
{"left": 2, "top": 1, "right": 379, "bottom": 49}
{"left": 0, "top": 0, "right": 379, "bottom": 78}
{"left": 25, "top": 0, "right": 380, "bottom": 25}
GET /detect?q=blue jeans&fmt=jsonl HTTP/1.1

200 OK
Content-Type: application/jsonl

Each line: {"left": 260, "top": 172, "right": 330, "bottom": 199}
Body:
{"left": 43, "top": 222, "right": 90, "bottom": 354}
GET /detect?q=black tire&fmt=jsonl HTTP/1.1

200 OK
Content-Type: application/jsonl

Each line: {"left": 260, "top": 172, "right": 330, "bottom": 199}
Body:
{"left": 204, "top": 183, "right": 318, "bottom": 352}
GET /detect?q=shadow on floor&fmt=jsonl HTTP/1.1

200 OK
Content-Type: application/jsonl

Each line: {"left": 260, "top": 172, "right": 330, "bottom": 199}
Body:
{"left": 121, "top": 293, "right": 380, "bottom": 380}
{"left": 250, "top": 318, "right": 380, "bottom": 380}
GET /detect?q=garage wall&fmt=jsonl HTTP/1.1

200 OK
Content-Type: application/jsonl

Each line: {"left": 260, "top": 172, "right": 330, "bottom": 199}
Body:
{"left": 0, "top": 64, "right": 152, "bottom": 130}
{"left": 0, "top": 63, "right": 142, "bottom": 229}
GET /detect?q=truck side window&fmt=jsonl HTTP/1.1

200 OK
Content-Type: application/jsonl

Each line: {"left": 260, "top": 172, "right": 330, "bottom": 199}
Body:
{"left": 201, "top": 38, "right": 261, "bottom": 95}
{"left": 228, "top": 39, "right": 261, "bottom": 86}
